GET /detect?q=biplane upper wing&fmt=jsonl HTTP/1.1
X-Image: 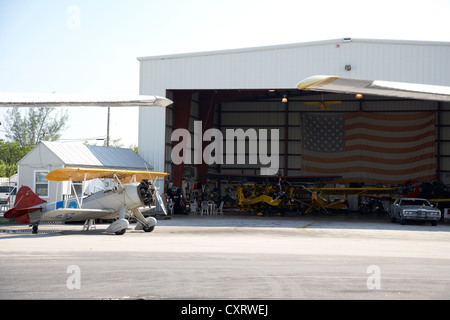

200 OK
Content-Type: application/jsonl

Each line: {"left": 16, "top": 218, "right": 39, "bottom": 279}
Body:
{"left": 297, "top": 75, "right": 450, "bottom": 102}
{"left": 46, "top": 168, "right": 169, "bottom": 183}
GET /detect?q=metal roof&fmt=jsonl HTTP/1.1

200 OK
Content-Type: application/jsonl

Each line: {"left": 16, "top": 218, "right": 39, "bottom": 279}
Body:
{"left": 137, "top": 38, "right": 450, "bottom": 62}
{"left": 138, "top": 37, "right": 450, "bottom": 99}
{"left": 34, "top": 141, "right": 153, "bottom": 170}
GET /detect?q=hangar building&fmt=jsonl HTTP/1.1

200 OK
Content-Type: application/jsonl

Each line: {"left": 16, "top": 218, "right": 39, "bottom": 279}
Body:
{"left": 137, "top": 38, "right": 450, "bottom": 195}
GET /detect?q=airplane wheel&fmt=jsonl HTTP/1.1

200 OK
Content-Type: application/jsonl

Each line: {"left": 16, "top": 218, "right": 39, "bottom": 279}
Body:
{"left": 114, "top": 228, "right": 127, "bottom": 235}
{"left": 143, "top": 226, "right": 155, "bottom": 232}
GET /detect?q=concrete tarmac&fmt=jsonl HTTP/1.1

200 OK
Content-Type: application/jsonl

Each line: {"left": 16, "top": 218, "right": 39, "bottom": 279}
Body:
{"left": 1, "top": 214, "right": 450, "bottom": 300}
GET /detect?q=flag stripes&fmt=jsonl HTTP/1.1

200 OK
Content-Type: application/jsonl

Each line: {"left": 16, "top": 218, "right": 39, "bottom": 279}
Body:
{"left": 301, "top": 112, "right": 436, "bottom": 184}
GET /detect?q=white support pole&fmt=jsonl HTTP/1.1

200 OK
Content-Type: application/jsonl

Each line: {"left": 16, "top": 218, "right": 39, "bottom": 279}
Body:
{"left": 80, "top": 172, "right": 87, "bottom": 207}
{"left": 69, "top": 177, "right": 81, "bottom": 208}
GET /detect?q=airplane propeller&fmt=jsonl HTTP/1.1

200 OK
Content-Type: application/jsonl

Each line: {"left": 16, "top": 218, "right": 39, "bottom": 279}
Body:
{"left": 138, "top": 179, "right": 153, "bottom": 206}
{"left": 138, "top": 178, "right": 168, "bottom": 215}
{"left": 155, "top": 189, "right": 168, "bottom": 215}
{"left": 142, "top": 164, "right": 169, "bottom": 215}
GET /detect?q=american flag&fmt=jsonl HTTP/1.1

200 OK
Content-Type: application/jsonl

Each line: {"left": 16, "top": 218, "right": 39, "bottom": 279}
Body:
{"left": 301, "top": 112, "right": 436, "bottom": 185}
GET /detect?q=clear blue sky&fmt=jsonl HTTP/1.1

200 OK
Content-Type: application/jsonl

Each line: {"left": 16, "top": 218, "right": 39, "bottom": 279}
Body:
{"left": 1, "top": 0, "right": 450, "bottom": 146}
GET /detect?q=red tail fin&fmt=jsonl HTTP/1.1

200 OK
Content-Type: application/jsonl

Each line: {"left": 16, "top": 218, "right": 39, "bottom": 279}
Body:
{"left": 4, "top": 186, "right": 46, "bottom": 223}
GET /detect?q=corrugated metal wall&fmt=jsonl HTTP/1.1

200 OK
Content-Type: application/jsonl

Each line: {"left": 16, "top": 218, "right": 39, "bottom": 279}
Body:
{"left": 139, "top": 39, "right": 450, "bottom": 92}
{"left": 139, "top": 38, "right": 450, "bottom": 185}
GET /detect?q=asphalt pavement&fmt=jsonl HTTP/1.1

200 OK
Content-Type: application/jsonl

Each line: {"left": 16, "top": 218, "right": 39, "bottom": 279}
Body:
{"left": 1, "top": 213, "right": 450, "bottom": 302}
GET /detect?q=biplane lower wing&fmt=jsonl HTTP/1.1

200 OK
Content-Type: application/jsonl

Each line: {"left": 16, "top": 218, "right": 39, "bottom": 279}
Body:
{"left": 293, "top": 186, "right": 397, "bottom": 214}
{"left": 41, "top": 208, "right": 116, "bottom": 222}
{"left": 297, "top": 75, "right": 450, "bottom": 102}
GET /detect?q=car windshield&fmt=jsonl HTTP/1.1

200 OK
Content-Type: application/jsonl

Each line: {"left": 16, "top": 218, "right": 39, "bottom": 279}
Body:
{"left": 0, "top": 186, "right": 13, "bottom": 193}
{"left": 400, "top": 199, "right": 430, "bottom": 206}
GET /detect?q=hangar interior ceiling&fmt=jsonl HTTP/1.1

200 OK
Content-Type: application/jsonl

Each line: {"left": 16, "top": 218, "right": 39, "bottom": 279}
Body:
{"left": 164, "top": 88, "right": 450, "bottom": 189}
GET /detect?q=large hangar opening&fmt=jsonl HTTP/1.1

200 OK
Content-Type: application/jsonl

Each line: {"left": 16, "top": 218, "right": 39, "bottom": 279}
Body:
{"left": 163, "top": 87, "right": 450, "bottom": 214}
{"left": 137, "top": 38, "right": 450, "bottom": 216}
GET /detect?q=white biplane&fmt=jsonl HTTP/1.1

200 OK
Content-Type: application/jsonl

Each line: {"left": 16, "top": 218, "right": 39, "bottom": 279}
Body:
{"left": 4, "top": 168, "right": 169, "bottom": 235}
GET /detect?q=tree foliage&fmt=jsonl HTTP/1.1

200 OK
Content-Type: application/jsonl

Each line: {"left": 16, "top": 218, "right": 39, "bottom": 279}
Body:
{"left": 0, "top": 139, "right": 33, "bottom": 177}
{"left": 4, "top": 107, "right": 68, "bottom": 146}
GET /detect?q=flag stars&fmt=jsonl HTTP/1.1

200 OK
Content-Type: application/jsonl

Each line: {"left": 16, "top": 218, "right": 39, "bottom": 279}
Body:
{"left": 302, "top": 113, "right": 345, "bottom": 153}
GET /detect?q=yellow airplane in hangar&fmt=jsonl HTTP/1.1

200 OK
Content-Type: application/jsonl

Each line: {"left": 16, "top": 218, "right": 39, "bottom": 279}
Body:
{"left": 207, "top": 173, "right": 397, "bottom": 214}
{"left": 226, "top": 183, "right": 397, "bottom": 215}
{"left": 4, "top": 168, "right": 169, "bottom": 235}
{"left": 227, "top": 182, "right": 450, "bottom": 215}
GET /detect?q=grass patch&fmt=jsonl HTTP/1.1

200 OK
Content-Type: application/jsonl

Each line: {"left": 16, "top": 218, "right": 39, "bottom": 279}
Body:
{"left": 0, "top": 216, "right": 15, "bottom": 224}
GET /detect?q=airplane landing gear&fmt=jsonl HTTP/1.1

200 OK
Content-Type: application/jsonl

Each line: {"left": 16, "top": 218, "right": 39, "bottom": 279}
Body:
{"left": 143, "top": 225, "right": 155, "bottom": 232}
{"left": 30, "top": 222, "right": 39, "bottom": 234}
{"left": 106, "top": 219, "right": 129, "bottom": 235}
{"left": 114, "top": 228, "right": 127, "bottom": 235}
{"left": 106, "top": 208, "right": 129, "bottom": 235}
{"left": 132, "top": 208, "right": 157, "bottom": 233}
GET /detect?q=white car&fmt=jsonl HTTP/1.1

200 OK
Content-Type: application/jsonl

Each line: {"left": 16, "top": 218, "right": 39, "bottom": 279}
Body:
{"left": 0, "top": 186, "right": 15, "bottom": 205}
{"left": 389, "top": 198, "right": 441, "bottom": 226}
